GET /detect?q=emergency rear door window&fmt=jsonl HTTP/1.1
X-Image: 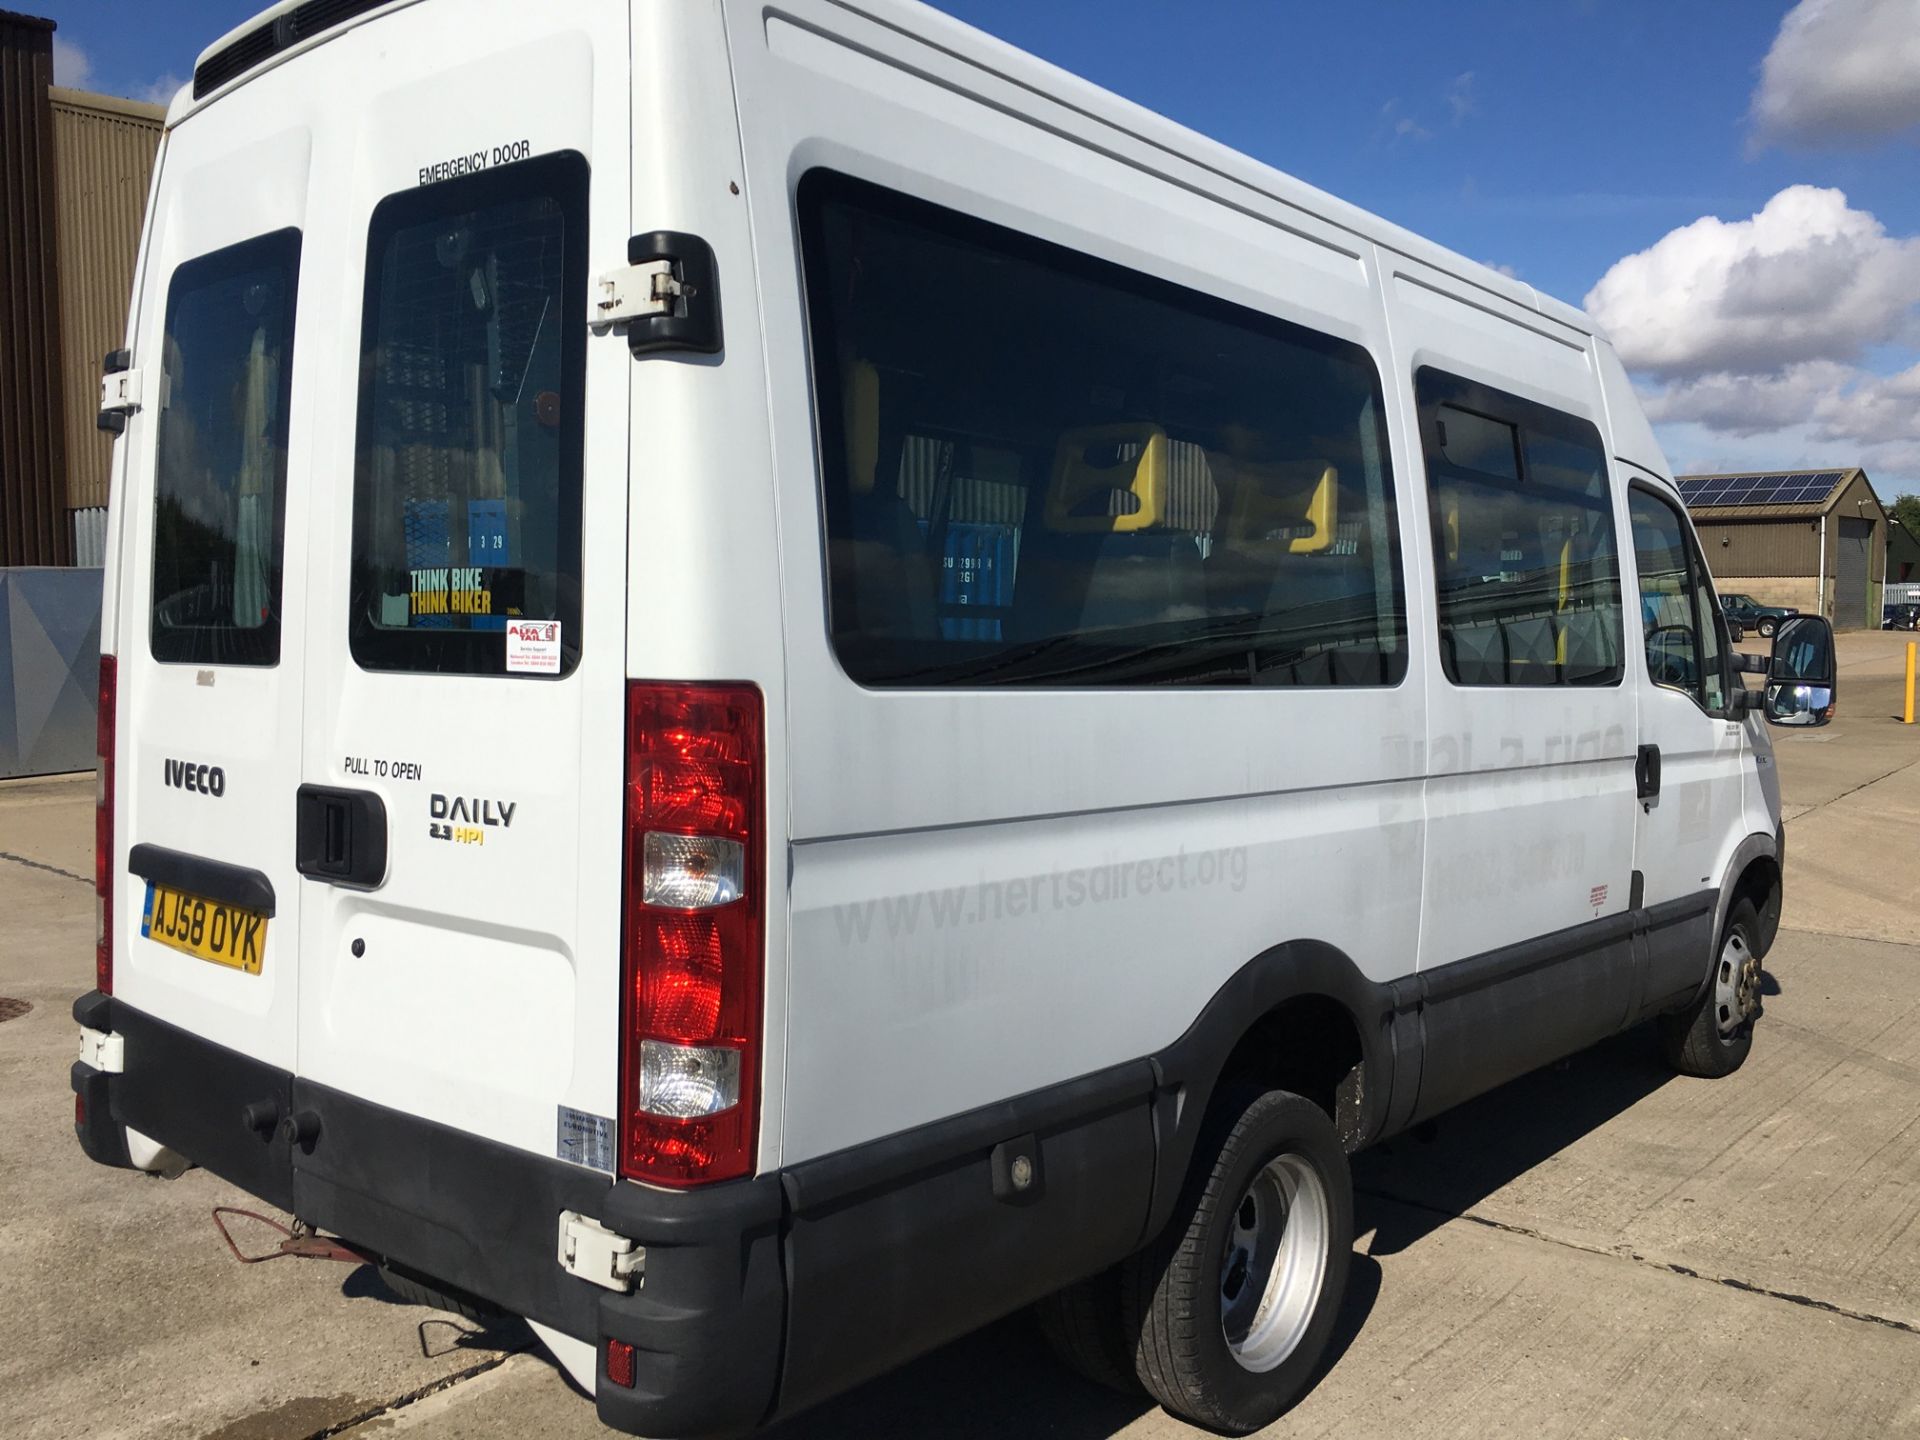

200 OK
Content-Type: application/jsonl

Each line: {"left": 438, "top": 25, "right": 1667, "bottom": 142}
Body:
{"left": 150, "top": 229, "right": 300, "bottom": 666}
{"left": 349, "top": 152, "right": 587, "bottom": 677}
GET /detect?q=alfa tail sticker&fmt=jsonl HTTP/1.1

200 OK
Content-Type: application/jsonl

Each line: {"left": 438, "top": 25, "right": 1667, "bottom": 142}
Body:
{"left": 506, "top": 619, "right": 562, "bottom": 675}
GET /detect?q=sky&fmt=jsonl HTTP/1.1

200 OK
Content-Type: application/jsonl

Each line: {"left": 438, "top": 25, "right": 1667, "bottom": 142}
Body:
{"left": 34, "top": 0, "right": 1920, "bottom": 497}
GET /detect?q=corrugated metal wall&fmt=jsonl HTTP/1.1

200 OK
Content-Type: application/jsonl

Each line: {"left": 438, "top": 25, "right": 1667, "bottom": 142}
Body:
{"left": 1692, "top": 518, "right": 1818, "bottom": 578}
{"left": 50, "top": 86, "right": 164, "bottom": 512}
{"left": 0, "top": 10, "right": 71, "bottom": 566}
{"left": 70, "top": 505, "right": 106, "bottom": 566}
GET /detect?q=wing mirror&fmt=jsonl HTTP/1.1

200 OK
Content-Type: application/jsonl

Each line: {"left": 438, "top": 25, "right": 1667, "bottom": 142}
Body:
{"left": 1762, "top": 615, "right": 1837, "bottom": 727}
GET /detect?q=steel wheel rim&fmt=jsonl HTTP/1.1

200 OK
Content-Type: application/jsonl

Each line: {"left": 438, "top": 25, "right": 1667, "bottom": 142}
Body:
{"left": 1715, "top": 929, "right": 1759, "bottom": 1037}
{"left": 1219, "top": 1151, "right": 1330, "bottom": 1373}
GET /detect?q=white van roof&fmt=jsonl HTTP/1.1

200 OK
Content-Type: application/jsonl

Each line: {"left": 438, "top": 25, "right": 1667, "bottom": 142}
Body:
{"left": 185, "top": 0, "right": 1597, "bottom": 342}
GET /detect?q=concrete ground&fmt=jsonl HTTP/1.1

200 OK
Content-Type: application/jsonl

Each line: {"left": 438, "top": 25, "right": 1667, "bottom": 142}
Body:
{"left": 4, "top": 632, "right": 1920, "bottom": 1439}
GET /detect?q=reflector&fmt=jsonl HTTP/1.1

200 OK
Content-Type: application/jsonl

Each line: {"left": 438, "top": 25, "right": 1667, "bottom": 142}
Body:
{"left": 606, "top": 1338, "right": 636, "bottom": 1389}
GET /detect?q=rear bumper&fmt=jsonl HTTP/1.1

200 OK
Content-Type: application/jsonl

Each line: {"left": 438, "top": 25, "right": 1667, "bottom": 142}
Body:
{"left": 70, "top": 992, "right": 1159, "bottom": 1437}
{"left": 70, "top": 993, "right": 784, "bottom": 1439}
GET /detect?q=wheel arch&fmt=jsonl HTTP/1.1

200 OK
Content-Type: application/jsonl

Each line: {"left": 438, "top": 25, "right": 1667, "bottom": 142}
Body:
{"left": 1716, "top": 829, "right": 1783, "bottom": 961}
{"left": 1144, "top": 940, "right": 1412, "bottom": 1240}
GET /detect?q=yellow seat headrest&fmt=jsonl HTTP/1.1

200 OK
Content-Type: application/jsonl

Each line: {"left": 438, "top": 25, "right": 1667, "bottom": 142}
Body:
{"left": 1045, "top": 424, "right": 1169, "bottom": 533}
{"left": 1213, "top": 457, "right": 1338, "bottom": 555}
{"left": 844, "top": 360, "right": 881, "bottom": 496}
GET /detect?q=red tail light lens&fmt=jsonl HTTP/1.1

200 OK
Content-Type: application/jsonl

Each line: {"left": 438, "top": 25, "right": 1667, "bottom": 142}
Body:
{"left": 620, "top": 683, "right": 764, "bottom": 1186}
{"left": 95, "top": 655, "right": 117, "bottom": 996}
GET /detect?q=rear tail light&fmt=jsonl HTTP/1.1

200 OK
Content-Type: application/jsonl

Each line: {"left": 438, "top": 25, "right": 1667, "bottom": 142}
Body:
{"left": 619, "top": 683, "right": 764, "bottom": 1186}
{"left": 95, "top": 655, "right": 117, "bottom": 995}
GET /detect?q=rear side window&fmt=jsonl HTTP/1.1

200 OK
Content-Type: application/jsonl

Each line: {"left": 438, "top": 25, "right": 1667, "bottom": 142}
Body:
{"left": 1417, "top": 369, "right": 1623, "bottom": 687}
{"left": 798, "top": 171, "right": 1408, "bottom": 688}
{"left": 150, "top": 229, "right": 300, "bottom": 666}
{"left": 349, "top": 152, "right": 587, "bottom": 677}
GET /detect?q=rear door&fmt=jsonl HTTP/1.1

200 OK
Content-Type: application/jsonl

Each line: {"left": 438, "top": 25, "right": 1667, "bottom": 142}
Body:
{"left": 288, "top": 1, "right": 632, "bottom": 1163}
{"left": 111, "top": 105, "right": 315, "bottom": 1077}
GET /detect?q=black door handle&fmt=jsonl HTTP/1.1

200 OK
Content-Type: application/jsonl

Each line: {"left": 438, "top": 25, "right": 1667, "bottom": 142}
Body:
{"left": 296, "top": 785, "right": 388, "bottom": 889}
{"left": 1635, "top": 744, "right": 1662, "bottom": 801}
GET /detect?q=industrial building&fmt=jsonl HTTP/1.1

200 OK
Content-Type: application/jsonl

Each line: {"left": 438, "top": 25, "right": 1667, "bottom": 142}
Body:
{"left": 2, "top": 10, "right": 162, "bottom": 775}
{"left": 2, "top": 9, "right": 164, "bottom": 567}
{"left": 1680, "top": 468, "right": 1888, "bottom": 630}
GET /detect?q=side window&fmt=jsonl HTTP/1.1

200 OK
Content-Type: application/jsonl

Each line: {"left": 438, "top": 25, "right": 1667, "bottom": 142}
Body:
{"left": 150, "top": 229, "right": 301, "bottom": 666}
{"left": 1417, "top": 370, "right": 1623, "bottom": 687}
{"left": 349, "top": 152, "right": 587, "bottom": 677}
{"left": 799, "top": 171, "right": 1408, "bottom": 688}
{"left": 1629, "top": 487, "right": 1728, "bottom": 712}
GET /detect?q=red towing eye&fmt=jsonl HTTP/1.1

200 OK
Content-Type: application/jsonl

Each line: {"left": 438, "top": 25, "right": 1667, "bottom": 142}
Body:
{"left": 211, "top": 1208, "right": 370, "bottom": 1266}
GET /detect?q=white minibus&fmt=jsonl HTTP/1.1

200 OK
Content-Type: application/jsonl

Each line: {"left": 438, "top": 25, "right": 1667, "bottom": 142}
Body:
{"left": 75, "top": 0, "right": 1839, "bottom": 1432}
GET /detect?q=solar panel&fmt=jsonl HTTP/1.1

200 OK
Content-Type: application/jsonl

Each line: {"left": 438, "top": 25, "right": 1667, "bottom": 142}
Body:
{"left": 1678, "top": 469, "right": 1847, "bottom": 507}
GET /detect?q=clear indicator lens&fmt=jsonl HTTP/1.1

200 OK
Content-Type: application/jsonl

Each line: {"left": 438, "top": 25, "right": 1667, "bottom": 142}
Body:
{"left": 643, "top": 831, "right": 745, "bottom": 909}
{"left": 637, "top": 1039, "right": 741, "bottom": 1118}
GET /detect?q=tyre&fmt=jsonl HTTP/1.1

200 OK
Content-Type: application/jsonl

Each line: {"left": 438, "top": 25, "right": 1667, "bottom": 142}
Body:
{"left": 1121, "top": 1087, "right": 1352, "bottom": 1433}
{"left": 1661, "top": 897, "right": 1761, "bottom": 1078}
{"left": 1757, "top": 618, "right": 1776, "bottom": 638}
{"left": 1035, "top": 1267, "right": 1142, "bottom": 1394}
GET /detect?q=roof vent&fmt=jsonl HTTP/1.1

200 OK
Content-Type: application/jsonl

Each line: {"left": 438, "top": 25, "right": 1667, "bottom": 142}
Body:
{"left": 192, "top": 0, "right": 394, "bottom": 99}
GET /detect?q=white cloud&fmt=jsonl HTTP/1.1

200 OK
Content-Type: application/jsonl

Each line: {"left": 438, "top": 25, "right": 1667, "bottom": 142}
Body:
{"left": 1641, "top": 362, "right": 1855, "bottom": 437}
{"left": 51, "top": 35, "right": 91, "bottom": 89}
{"left": 1585, "top": 186, "right": 1920, "bottom": 378}
{"left": 1375, "top": 99, "right": 1432, "bottom": 146}
{"left": 136, "top": 74, "right": 185, "bottom": 108}
{"left": 1752, "top": 0, "right": 1920, "bottom": 147}
{"left": 1446, "top": 72, "right": 1477, "bottom": 126}
{"left": 1591, "top": 186, "right": 1920, "bottom": 493}
{"left": 1645, "top": 363, "right": 1920, "bottom": 490}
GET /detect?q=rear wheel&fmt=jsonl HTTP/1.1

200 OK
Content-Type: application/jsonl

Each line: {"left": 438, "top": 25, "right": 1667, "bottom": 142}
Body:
{"left": 1035, "top": 1268, "right": 1142, "bottom": 1393}
{"left": 1122, "top": 1087, "right": 1351, "bottom": 1433}
{"left": 1661, "top": 897, "right": 1761, "bottom": 1078}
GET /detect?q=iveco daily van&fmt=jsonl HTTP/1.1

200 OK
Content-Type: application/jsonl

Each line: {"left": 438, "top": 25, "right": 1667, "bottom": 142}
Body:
{"left": 73, "top": 0, "right": 1841, "bottom": 1432}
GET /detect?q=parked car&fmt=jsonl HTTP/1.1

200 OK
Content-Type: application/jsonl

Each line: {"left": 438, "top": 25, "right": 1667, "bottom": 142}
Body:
{"left": 1721, "top": 592, "right": 1798, "bottom": 638}
{"left": 71, "top": 2, "right": 1841, "bottom": 1435}
{"left": 1884, "top": 603, "right": 1920, "bottom": 631}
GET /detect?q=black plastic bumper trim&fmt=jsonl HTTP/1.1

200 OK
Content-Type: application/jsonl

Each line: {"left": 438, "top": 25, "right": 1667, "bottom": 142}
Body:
{"left": 127, "top": 843, "right": 277, "bottom": 917}
{"left": 68, "top": 994, "right": 789, "bottom": 1439}
{"left": 778, "top": 1059, "right": 1154, "bottom": 1215}
{"left": 71, "top": 1059, "right": 132, "bottom": 1168}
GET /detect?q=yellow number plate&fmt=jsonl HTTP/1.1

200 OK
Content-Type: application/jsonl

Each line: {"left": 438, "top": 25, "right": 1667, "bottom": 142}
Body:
{"left": 140, "top": 883, "right": 267, "bottom": 974}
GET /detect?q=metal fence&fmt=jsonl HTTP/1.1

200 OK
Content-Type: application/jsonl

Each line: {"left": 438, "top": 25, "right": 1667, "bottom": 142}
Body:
{"left": 0, "top": 566, "right": 101, "bottom": 777}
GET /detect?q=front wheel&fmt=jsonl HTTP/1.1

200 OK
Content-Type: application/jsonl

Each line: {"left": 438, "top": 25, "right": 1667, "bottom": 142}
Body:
{"left": 1758, "top": 618, "right": 1777, "bottom": 638}
{"left": 1122, "top": 1088, "right": 1352, "bottom": 1433}
{"left": 1661, "top": 897, "right": 1761, "bottom": 1078}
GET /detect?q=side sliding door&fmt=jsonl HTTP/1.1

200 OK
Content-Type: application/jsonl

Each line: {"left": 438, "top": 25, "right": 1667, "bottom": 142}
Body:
{"left": 1387, "top": 280, "right": 1640, "bottom": 1118}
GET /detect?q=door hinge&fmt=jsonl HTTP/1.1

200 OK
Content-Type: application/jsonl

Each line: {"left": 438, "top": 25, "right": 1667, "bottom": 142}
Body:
{"left": 590, "top": 259, "right": 683, "bottom": 325}
{"left": 78, "top": 1026, "right": 125, "bottom": 1074}
{"left": 588, "top": 231, "right": 722, "bottom": 356}
{"left": 557, "top": 1210, "right": 644, "bottom": 1292}
{"left": 99, "top": 362, "right": 143, "bottom": 434}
